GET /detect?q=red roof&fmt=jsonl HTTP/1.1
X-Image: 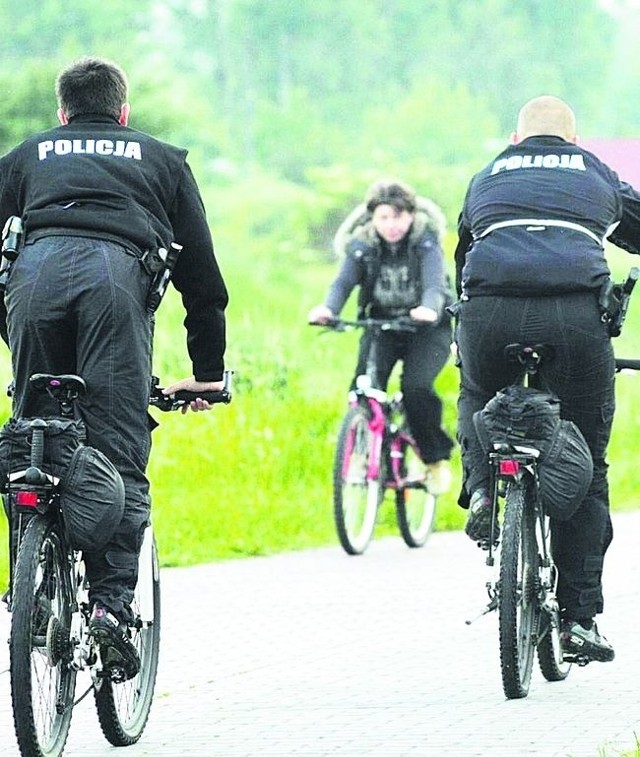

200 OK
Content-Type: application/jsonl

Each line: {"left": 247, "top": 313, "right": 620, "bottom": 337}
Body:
{"left": 581, "top": 139, "right": 640, "bottom": 188}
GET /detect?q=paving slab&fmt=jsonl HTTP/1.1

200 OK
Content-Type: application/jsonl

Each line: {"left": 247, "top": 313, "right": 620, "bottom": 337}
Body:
{"left": 1, "top": 510, "right": 639, "bottom": 756}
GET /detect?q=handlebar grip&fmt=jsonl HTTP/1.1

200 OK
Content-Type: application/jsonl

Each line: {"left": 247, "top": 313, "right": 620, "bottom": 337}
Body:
{"left": 623, "top": 266, "right": 640, "bottom": 294}
{"left": 615, "top": 358, "right": 640, "bottom": 372}
{"left": 172, "top": 389, "right": 231, "bottom": 405}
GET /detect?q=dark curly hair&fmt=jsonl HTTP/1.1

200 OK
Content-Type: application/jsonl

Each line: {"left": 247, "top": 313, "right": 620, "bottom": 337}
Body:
{"left": 365, "top": 179, "right": 417, "bottom": 214}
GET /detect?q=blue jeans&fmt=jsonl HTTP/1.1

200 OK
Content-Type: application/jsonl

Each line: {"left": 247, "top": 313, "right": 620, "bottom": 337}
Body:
{"left": 456, "top": 293, "right": 615, "bottom": 619}
{"left": 5, "top": 236, "right": 154, "bottom": 622}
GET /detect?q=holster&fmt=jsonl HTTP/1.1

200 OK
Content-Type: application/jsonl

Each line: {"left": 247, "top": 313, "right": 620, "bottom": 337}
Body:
{"left": 598, "top": 278, "right": 623, "bottom": 337}
{"left": 144, "top": 242, "right": 182, "bottom": 313}
{"left": 0, "top": 216, "right": 23, "bottom": 293}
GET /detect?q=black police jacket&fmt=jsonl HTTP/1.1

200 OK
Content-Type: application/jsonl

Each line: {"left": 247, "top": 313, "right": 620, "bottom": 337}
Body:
{"left": 0, "top": 114, "right": 227, "bottom": 381}
{"left": 454, "top": 135, "right": 640, "bottom": 297}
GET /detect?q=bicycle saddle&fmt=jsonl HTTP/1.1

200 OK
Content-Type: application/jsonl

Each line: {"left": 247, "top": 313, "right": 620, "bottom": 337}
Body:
{"left": 504, "top": 343, "right": 556, "bottom": 365}
{"left": 29, "top": 373, "right": 87, "bottom": 399}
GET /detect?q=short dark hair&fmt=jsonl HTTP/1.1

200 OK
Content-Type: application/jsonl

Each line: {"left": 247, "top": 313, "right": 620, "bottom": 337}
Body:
{"left": 365, "top": 179, "right": 417, "bottom": 214}
{"left": 55, "top": 57, "right": 128, "bottom": 120}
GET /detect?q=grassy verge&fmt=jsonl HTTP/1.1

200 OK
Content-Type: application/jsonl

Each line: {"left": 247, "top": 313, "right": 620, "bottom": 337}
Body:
{"left": 0, "top": 234, "right": 637, "bottom": 587}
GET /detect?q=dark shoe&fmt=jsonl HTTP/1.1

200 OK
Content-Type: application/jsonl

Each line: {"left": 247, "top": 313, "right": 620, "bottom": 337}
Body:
{"left": 560, "top": 619, "right": 615, "bottom": 663}
{"left": 90, "top": 603, "right": 140, "bottom": 682}
{"left": 464, "top": 489, "right": 498, "bottom": 545}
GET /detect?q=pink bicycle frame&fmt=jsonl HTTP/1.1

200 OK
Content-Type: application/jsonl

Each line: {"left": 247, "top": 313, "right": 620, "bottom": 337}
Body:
{"left": 342, "top": 396, "right": 386, "bottom": 482}
{"left": 342, "top": 394, "right": 421, "bottom": 489}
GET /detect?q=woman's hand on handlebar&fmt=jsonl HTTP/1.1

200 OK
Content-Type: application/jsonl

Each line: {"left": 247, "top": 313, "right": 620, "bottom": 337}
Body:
{"left": 307, "top": 304, "right": 335, "bottom": 325}
{"left": 409, "top": 305, "right": 438, "bottom": 323}
{"left": 162, "top": 377, "right": 226, "bottom": 415}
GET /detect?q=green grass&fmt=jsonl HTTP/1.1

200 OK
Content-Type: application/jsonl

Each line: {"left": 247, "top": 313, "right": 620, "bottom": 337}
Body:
{"left": 0, "top": 232, "right": 637, "bottom": 587}
{"left": 598, "top": 733, "right": 640, "bottom": 756}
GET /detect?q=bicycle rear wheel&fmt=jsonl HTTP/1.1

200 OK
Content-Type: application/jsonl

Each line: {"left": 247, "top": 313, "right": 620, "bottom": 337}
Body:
{"left": 95, "top": 527, "right": 161, "bottom": 745}
{"left": 499, "top": 481, "right": 540, "bottom": 699}
{"left": 333, "top": 406, "right": 380, "bottom": 555}
{"left": 11, "top": 516, "right": 77, "bottom": 757}
{"left": 395, "top": 440, "right": 436, "bottom": 548}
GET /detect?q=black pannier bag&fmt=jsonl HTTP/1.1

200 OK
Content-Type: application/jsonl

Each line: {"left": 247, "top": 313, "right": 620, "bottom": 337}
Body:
{"left": 0, "top": 416, "right": 86, "bottom": 482}
{"left": 0, "top": 416, "right": 125, "bottom": 551}
{"left": 60, "top": 445, "right": 125, "bottom": 552}
{"left": 472, "top": 385, "right": 593, "bottom": 521}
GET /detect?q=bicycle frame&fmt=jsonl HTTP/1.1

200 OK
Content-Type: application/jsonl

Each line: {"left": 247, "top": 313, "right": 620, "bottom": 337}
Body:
{"left": 344, "top": 379, "right": 425, "bottom": 492}
{"left": 343, "top": 381, "right": 386, "bottom": 484}
{"left": 332, "top": 317, "right": 423, "bottom": 489}
{"left": 323, "top": 317, "right": 435, "bottom": 554}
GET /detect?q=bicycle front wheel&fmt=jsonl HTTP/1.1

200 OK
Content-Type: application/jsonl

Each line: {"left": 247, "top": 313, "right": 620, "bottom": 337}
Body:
{"left": 395, "top": 440, "right": 436, "bottom": 548}
{"left": 333, "top": 406, "right": 380, "bottom": 555}
{"left": 499, "top": 481, "right": 540, "bottom": 699}
{"left": 95, "top": 527, "right": 161, "bottom": 745}
{"left": 537, "top": 562, "right": 572, "bottom": 682}
{"left": 10, "top": 516, "right": 77, "bottom": 757}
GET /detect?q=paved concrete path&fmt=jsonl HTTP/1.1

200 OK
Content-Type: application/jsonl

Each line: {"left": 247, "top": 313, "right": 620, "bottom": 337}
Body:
{"left": 1, "top": 510, "right": 640, "bottom": 757}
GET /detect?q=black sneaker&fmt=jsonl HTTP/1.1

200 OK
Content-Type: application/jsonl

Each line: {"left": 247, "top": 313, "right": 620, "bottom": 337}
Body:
{"left": 560, "top": 619, "right": 615, "bottom": 663}
{"left": 90, "top": 604, "right": 140, "bottom": 682}
{"left": 464, "top": 489, "right": 498, "bottom": 545}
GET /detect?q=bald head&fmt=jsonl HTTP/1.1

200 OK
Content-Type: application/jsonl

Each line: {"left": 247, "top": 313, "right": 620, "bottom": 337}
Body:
{"left": 514, "top": 96, "right": 577, "bottom": 143}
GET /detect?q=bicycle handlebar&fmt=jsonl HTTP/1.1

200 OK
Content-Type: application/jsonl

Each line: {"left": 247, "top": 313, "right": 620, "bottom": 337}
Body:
{"left": 149, "top": 370, "right": 233, "bottom": 412}
{"left": 615, "top": 358, "right": 640, "bottom": 372}
{"left": 311, "top": 316, "right": 420, "bottom": 333}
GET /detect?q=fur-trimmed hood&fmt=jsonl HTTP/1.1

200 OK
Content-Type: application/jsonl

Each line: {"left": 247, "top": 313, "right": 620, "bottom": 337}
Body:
{"left": 333, "top": 196, "right": 447, "bottom": 258}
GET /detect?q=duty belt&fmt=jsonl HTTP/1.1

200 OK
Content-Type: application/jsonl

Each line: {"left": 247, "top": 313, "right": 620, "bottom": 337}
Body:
{"left": 477, "top": 218, "right": 605, "bottom": 247}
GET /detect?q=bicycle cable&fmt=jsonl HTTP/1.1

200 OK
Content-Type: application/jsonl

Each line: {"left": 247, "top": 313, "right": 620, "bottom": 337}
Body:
{"left": 72, "top": 681, "right": 96, "bottom": 708}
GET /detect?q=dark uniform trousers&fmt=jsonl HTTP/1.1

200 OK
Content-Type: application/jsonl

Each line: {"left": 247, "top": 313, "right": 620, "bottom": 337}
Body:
{"left": 456, "top": 293, "right": 615, "bottom": 620}
{"left": 354, "top": 318, "right": 455, "bottom": 464}
{"left": 6, "top": 236, "right": 153, "bottom": 623}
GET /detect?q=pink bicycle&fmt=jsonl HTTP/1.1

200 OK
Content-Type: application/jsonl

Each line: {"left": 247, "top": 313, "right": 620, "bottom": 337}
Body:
{"left": 325, "top": 318, "right": 437, "bottom": 555}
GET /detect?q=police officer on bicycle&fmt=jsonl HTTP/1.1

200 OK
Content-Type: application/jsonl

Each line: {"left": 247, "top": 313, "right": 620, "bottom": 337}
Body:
{"left": 0, "top": 57, "right": 229, "bottom": 678}
{"left": 454, "top": 95, "right": 640, "bottom": 663}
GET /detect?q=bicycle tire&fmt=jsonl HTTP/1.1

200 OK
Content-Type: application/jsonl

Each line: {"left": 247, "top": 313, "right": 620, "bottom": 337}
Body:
{"left": 537, "top": 563, "right": 572, "bottom": 682}
{"left": 395, "top": 438, "right": 436, "bottom": 548}
{"left": 333, "top": 405, "right": 380, "bottom": 555}
{"left": 95, "top": 531, "right": 161, "bottom": 745}
{"left": 10, "top": 516, "right": 77, "bottom": 757}
{"left": 498, "top": 480, "right": 539, "bottom": 699}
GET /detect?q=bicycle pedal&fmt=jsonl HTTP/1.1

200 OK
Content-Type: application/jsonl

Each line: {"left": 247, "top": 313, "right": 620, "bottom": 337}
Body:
{"left": 476, "top": 537, "right": 499, "bottom": 551}
{"left": 562, "top": 653, "right": 591, "bottom": 667}
{"left": 403, "top": 480, "right": 425, "bottom": 490}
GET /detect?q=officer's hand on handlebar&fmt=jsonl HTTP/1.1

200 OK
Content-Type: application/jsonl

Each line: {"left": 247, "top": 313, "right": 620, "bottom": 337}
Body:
{"left": 409, "top": 305, "right": 438, "bottom": 323}
{"left": 307, "top": 304, "right": 335, "bottom": 325}
{"left": 162, "top": 377, "right": 226, "bottom": 415}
